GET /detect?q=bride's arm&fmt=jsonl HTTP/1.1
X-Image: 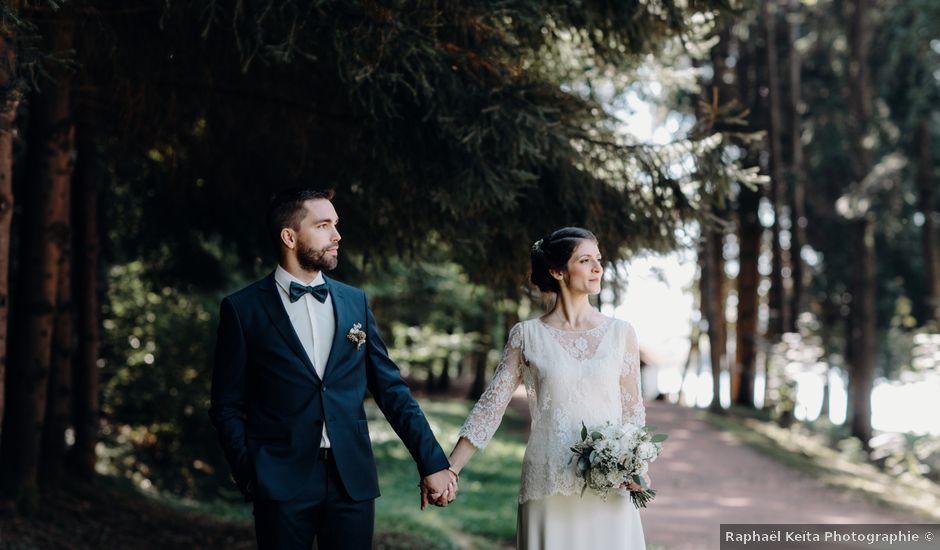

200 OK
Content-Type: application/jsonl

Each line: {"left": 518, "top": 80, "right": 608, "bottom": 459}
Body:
{"left": 620, "top": 322, "right": 645, "bottom": 427}
{"left": 447, "top": 437, "right": 477, "bottom": 474}
{"left": 421, "top": 323, "right": 524, "bottom": 507}
{"left": 450, "top": 322, "right": 525, "bottom": 470}
{"left": 621, "top": 322, "right": 651, "bottom": 490}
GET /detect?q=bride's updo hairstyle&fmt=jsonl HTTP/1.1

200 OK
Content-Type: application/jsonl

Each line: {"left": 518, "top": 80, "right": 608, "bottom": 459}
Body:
{"left": 530, "top": 227, "right": 598, "bottom": 293}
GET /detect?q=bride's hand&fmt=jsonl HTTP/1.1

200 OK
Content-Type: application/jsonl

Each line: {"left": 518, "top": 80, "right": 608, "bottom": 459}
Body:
{"left": 623, "top": 480, "right": 643, "bottom": 492}
{"left": 623, "top": 473, "right": 651, "bottom": 492}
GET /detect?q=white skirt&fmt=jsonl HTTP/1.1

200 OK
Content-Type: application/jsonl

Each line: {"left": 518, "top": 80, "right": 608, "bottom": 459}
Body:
{"left": 517, "top": 493, "right": 646, "bottom": 550}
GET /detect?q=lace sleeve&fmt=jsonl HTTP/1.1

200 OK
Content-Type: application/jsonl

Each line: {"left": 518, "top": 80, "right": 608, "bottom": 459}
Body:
{"left": 457, "top": 323, "right": 524, "bottom": 450}
{"left": 621, "top": 322, "right": 646, "bottom": 427}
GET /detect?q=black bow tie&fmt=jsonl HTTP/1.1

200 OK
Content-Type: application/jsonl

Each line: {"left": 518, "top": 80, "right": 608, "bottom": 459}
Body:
{"left": 289, "top": 281, "right": 329, "bottom": 303}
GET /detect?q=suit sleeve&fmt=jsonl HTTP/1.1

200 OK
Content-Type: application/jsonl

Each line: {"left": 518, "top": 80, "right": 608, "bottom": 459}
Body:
{"left": 208, "top": 297, "right": 253, "bottom": 494}
{"left": 362, "top": 293, "right": 450, "bottom": 478}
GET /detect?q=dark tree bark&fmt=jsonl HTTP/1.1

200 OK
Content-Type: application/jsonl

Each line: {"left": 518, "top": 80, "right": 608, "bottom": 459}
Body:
{"left": 763, "top": 0, "right": 790, "bottom": 339}
{"left": 849, "top": 218, "right": 875, "bottom": 446}
{"left": 736, "top": 185, "right": 761, "bottom": 408}
{"left": 468, "top": 305, "right": 493, "bottom": 400}
{"left": 787, "top": 0, "right": 809, "bottom": 330}
{"left": 915, "top": 122, "right": 940, "bottom": 324}
{"left": 40, "top": 201, "right": 73, "bottom": 487}
{"left": 0, "top": 9, "right": 74, "bottom": 511}
{"left": 700, "top": 229, "right": 726, "bottom": 413}
{"left": 708, "top": 14, "right": 761, "bottom": 408}
{"left": 0, "top": 0, "right": 21, "bottom": 432}
{"left": 68, "top": 127, "right": 101, "bottom": 480}
{"left": 845, "top": 0, "right": 875, "bottom": 448}
{"left": 437, "top": 355, "right": 452, "bottom": 393}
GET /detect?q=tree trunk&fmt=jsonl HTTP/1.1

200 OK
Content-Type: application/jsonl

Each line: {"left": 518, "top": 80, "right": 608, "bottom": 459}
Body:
{"left": 710, "top": 228, "right": 726, "bottom": 413}
{"left": 40, "top": 203, "right": 73, "bottom": 487}
{"left": 69, "top": 128, "right": 101, "bottom": 480}
{"left": 915, "top": 122, "right": 940, "bottom": 324}
{"left": 701, "top": 229, "right": 726, "bottom": 413}
{"left": 849, "top": 219, "right": 875, "bottom": 446}
{"left": 0, "top": 10, "right": 74, "bottom": 511}
{"left": 437, "top": 355, "right": 452, "bottom": 393}
{"left": 788, "top": 0, "right": 809, "bottom": 331}
{"left": 0, "top": 0, "right": 21, "bottom": 434}
{"left": 468, "top": 307, "right": 493, "bottom": 400}
{"left": 424, "top": 361, "right": 437, "bottom": 394}
{"left": 735, "top": 185, "right": 761, "bottom": 408}
{"left": 845, "top": 0, "right": 874, "bottom": 448}
{"left": 763, "top": 0, "right": 790, "bottom": 339}
{"left": 819, "top": 297, "right": 840, "bottom": 419}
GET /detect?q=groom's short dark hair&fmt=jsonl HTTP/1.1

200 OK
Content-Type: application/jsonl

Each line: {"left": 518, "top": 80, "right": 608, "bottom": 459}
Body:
{"left": 267, "top": 187, "right": 335, "bottom": 248}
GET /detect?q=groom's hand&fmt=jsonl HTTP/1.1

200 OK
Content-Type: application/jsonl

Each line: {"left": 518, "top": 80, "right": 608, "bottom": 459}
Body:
{"left": 419, "top": 469, "right": 458, "bottom": 510}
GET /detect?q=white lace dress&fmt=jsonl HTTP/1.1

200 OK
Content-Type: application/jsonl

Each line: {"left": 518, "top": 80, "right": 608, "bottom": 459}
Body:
{"left": 458, "top": 317, "right": 647, "bottom": 549}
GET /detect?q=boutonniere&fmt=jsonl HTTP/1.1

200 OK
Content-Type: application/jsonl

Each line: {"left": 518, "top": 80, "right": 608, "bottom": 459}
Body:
{"left": 346, "top": 322, "right": 366, "bottom": 351}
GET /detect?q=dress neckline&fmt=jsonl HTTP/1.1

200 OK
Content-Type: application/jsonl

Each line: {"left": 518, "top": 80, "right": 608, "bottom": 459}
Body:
{"left": 536, "top": 317, "right": 614, "bottom": 334}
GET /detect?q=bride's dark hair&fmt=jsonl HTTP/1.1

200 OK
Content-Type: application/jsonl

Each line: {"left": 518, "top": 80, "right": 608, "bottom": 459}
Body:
{"left": 530, "top": 227, "right": 598, "bottom": 293}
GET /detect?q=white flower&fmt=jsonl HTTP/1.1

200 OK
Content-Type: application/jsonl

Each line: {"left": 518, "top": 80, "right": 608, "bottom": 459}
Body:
{"left": 572, "top": 420, "right": 666, "bottom": 504}
{"left": 637, "top": 442, "right": 658, "bottom": 461}
{"left": 590, "top": 468, "right": 608, "bottom": 489}
{"left": 346, "top": 323, "right": 367, "bottom": 351}
{"left": 619, "top": 423, "right": 640, "bottom": 442}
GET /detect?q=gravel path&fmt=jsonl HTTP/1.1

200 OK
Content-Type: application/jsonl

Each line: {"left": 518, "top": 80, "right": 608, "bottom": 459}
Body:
{"left": 639, "top": 401, "right": 922, "bottom": 550}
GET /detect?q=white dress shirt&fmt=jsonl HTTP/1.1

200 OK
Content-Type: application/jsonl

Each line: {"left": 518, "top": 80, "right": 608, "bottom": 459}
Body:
{"left": 274, "top": 265, "right": 336, "bottom": 448}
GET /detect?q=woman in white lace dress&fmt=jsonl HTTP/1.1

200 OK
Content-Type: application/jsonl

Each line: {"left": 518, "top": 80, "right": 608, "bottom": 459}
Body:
{"left": 446, "top": 227, "right": 648, "bottom": 549}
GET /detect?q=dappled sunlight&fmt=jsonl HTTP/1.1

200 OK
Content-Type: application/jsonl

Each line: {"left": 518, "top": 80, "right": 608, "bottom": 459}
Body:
{"left": 640, "top": 402, "right": 927, "bottom": 550}
{"left": 613, "top": 249, "right": 940, "bottom": 442}
{"left": 871, "top": 375, "right": 940, "bottom": 434}
{"left": 714, "top": 496, "right": 752, "bottom": 507}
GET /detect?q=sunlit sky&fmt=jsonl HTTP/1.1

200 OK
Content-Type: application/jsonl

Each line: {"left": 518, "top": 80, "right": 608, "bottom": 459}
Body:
{"left": 602, "top": 88, "right": 697, "bottom": 366}
{"left": 597, "top": 88, "right": 940, "bottom": 435}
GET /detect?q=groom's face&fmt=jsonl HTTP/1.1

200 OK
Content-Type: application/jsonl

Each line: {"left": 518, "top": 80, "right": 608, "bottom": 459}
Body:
{"left": 293, "top": 199, "right": 341, "bottom": 272}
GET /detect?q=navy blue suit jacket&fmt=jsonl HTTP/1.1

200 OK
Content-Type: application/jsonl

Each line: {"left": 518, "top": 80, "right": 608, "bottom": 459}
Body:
{"left": 208, "top": 272, "right": 449, "bottom": 502}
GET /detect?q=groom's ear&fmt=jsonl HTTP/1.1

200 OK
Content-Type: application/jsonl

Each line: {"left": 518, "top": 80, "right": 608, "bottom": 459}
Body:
{"left": 280, "top": 227, "right": 297, "bottom": 249}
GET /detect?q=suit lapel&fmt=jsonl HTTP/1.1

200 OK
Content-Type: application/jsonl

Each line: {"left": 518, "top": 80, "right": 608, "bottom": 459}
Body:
{"left": 258, "top": 273, "right": 321, "bottom": 383}
{"left": 322, "top": 275, "right": 350, "bottom": 381}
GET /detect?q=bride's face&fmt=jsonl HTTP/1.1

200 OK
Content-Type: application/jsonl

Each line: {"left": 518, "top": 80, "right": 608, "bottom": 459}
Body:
{"left": 557, "top": 239, "right": 603, "bottom": 296}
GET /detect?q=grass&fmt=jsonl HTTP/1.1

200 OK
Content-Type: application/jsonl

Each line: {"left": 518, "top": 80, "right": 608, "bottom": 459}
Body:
{"left": 1, "top": 398, "right": 526, "bottom": 549}
{"left": 368, "top": 398, "right": 526, "bottom": 549}
{"left": 127, "top": 397, "right": 526, "bottom": 549}
{"left": 703, "top": 408, "right": 940, "bottom": 522}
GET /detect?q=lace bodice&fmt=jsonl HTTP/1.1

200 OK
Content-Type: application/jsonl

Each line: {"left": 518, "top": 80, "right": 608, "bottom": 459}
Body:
{"left": 458, "top": 317, "right": 645, "bottom": 503}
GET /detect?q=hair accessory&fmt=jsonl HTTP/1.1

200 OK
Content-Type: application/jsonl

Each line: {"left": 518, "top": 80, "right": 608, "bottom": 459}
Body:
{"left": 532, "top": 238, "right": 544, "bottom": 252}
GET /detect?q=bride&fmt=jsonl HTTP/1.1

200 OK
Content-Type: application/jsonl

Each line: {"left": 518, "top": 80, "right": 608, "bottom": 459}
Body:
{"left": 444, "top": 227, "right": 648, "bottom": 549}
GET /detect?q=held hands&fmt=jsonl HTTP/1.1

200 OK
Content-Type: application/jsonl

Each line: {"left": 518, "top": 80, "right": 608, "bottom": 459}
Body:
{"left": 419, "top": 467, "right": 459, "bottom": 510}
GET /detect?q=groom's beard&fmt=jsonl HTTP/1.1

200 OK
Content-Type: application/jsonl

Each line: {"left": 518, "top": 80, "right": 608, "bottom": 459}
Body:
{"left": 297, "top": 241, "right": 337, "bottom": 272}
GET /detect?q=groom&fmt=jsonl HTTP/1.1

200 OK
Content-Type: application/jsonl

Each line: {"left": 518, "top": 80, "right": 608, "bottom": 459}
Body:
{"left": 209, "top": 188, "right": 456, "bottom": 549}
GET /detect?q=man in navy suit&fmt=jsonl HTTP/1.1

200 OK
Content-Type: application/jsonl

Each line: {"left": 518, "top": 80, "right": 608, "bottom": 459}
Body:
{"left": 209, "top": 188, "right": 457, "bottom": 549}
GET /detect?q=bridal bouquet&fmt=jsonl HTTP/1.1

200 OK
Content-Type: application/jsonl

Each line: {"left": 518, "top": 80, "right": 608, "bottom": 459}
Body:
{"left": 570, "top": 422, "right": 666, "bottom": 508}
